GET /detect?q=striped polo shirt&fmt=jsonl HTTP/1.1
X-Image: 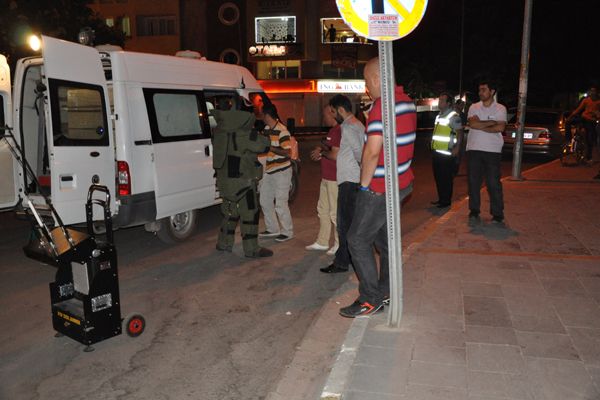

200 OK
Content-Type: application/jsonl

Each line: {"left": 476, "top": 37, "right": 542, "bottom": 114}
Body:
{"left": 265, "top": 121, "right": 292, "bottom": 174}
{"left": 366, "top": 86, "right": 416, "bottom": 193}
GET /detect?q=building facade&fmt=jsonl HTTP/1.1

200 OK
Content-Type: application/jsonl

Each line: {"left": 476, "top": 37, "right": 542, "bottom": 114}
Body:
{"left": 88, "top": 0, "right": 181, "bottom": 55}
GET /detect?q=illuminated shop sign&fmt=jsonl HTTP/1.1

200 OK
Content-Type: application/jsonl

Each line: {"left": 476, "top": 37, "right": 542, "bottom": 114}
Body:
{"left": 317, "top": 80, "right": 366, "bottom": 93}
{"left": 249, "top": 45, "right": 287, "bottom": 57}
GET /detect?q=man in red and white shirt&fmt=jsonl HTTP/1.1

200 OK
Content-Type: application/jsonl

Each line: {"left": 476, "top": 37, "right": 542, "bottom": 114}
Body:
{"left": 339, "top": 57, "right": 416, "bottom": 318}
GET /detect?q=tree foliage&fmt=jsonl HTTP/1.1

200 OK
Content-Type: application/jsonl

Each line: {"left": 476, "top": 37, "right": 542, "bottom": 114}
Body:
{"left": 0, "top": 0, "right": 124, "bottom": 65}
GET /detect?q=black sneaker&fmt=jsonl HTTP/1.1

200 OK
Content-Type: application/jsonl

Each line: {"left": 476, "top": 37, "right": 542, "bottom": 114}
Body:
{"left": 259, "top": 231, "right": 280, "bottom": 238}
{"left": 491, "top": 216, "right": 505, "bottom": 225}
{"left": 339, "top": 300, "right": 383, "bottom": 318}
{"left": 383, "top": 296, "right": 390, "bottom": 306}
{"left": 275, "top": 234, "right": 292, "bottom": 242}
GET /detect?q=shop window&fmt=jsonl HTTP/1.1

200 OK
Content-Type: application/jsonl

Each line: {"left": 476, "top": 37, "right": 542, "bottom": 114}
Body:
{"left": 321, "top": 18, "right": 368, "bottom": 44}
{"left": 255, "top": 16, "right": 296, "bottom": 44}
{"left": 256, "top": 60, "right": 301, "bottom": 80}
{"left": 137, "top": 15, "right": 177, "bottom": 36}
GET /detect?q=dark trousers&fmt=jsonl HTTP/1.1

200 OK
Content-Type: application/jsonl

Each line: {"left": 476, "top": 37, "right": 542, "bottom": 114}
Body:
{"left": 334, "top": 181, "right": 359, "bottom": 269}
{"left": 467, "top": 150, "right": 504, "bottom": 218}
{"left": 583, "top": 120, "right": 598, "bottom": 160}
{"left": 347, "top": 185, "right": 412, "bottom": 305}
{"left": 432, "top": 151, "right": 456, "bottom": 204}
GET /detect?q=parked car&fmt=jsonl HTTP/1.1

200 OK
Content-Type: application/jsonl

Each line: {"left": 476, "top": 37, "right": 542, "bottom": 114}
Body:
{"left": 502, "top": 108, "right": 566, "bottom": 157}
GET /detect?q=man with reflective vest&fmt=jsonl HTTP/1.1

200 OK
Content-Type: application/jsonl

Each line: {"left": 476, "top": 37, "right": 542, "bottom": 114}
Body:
{"left": 430, "top": 92, "right": 464, "bottom": 208}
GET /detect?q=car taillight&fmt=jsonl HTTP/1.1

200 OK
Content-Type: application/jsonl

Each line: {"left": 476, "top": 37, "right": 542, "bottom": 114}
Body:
{"left": 539, "top": 130, "right": 551, "bottom": 140}
{"left": 117, "top": 161, "right": 131, "bottom": 196}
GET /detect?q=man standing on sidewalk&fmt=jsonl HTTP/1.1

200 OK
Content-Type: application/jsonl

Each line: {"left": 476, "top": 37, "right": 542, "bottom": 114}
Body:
{"left": 466, "top": 80, "right": 507, "bottom": 224}
{"left": 320, "top": 94, "right": 365, "bottom": 274}
{"left": 258, "top": 103, "right": 294, "bottom": 242}
{"left": 339, "top": 58, "right": 416, "bottom": 317}
{"left": 306, "top": 105, "right": 341, "bottom": 255}
{"left": 431, "top": 92, "right": 464, "bottom": 208}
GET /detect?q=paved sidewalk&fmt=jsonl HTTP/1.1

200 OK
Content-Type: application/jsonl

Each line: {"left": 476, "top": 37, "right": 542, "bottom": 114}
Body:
{"left": 322, "top": 160, "right": 600, "bottom": 400}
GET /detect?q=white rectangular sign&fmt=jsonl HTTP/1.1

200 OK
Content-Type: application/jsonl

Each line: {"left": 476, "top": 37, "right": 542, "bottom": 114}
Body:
{"left": 317, "top": 80, "right": 366, "bottom": 93}
{"left": 368, "top": 14, "right": 399, "bottom": 38}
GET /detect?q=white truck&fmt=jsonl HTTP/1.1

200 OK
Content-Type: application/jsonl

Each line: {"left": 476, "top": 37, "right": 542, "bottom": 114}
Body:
{"left": 0, "top": 36, "right": 270, "bottom": 242}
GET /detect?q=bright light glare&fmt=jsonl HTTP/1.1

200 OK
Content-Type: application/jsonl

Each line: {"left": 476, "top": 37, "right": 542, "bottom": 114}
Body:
{"left": 28, "top": 35, "right": 41, "bottom": 51}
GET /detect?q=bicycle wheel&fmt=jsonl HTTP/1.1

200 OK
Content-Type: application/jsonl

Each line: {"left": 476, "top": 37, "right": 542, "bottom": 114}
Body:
{"left": 560, "top": 143, "right": 571, "bottom": 166}
{"left": 575, "top": 138, "right": 587, "bottom": 165}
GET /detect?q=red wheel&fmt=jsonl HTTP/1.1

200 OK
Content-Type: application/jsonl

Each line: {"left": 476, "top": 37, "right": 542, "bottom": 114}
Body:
{"left": 125, "top": 314, "right": 146, "bottom": 337}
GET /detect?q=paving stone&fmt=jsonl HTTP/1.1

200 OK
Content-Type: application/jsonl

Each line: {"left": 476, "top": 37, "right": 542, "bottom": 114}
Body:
{"left": 502, "top": 373, "right": 536, "bottom": 400}
{"left": 355, "top": 344, "right": 412, "bottom": 369}
{"left": 550, "top": 297, "right": 600, "bottom": 328}
{"left": 344, "top": 390, "right": 405, "bottom": 400}
{"left": 466, "top": 343, "right": 525, "bottom": 374}
{"left": 567, "top": 327, "right": 600, "bottom": 366}
{"left": 412, "top": 343, "right": 466, "bottom": 366}
{"left": 510, "top": 314, "right": 566, "bottom": 334}
{"left": 416, "top": 313, "right": 464, "bottom": 331}
{"left": 346, "top": 364, "right": 408, "bottom": 395}
{"left": 540, "top": 278, "right": 588, "bottom": 298}
{"left": 419, "top": 295, "right": 462, "bottom": 317}
{"left": 408, "top": 361, "right": 467, "bottom": 389}
{"left": 515, "top": 331, "right": 580, "bottom": 360}
{"left": 464, "top": 296, "right": 512, "bottom": 327}
{"left": 525, "top": 357, "right": 600, "bottom": 400}
{"left": 405, "top": 384, "right": 468, "bottom": 400}
{"left": 579, "top": 277, "right": 600, "bottom": 302}
{"left": 531, "top": 262, "right": 576, "bottom": 279}
{"left": 361, "top": 330, "right": 414, "bottom": 350}
{"left": 587, "top": 365, "right": 600, "bottom": 391}
{"left": 414, "top": 328, "right": 466, "bottom": 348}
{"left": 502, "top": 285, "right": 556, "bottom": 317}
{"left": 461, "top": 282, "right": 503, "bottom": 298}
{"left": 465, "top": 325, "right": 518, "bottom": 345}
{"left": 466, "top": 370, "right": 506, "bottom": 397}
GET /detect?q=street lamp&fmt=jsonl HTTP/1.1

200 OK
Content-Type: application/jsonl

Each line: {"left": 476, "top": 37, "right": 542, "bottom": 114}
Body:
{"left": 28, "top": 35, "right": 41, "bottom": 52}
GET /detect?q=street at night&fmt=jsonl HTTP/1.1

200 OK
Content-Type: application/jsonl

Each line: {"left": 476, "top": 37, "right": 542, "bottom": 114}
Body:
{"left": 2, "top": 0, "right": 600, "bottom": 399}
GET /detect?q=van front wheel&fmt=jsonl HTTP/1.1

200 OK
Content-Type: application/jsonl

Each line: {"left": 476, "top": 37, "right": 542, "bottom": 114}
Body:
{"left": 156, "top": 210, "right": 198, "bottom": 243}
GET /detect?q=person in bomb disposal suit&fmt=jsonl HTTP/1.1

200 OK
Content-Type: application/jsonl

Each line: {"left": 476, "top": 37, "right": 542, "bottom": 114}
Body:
{"left": 211, "top": 103, "right": 274, "bottom": 258}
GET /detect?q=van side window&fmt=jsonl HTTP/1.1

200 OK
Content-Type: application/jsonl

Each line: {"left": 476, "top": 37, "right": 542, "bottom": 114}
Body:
{"left": 48, "top": 79, "right": 109, "bottom": 146}
{"left": 143, "top": 89, "right": 209, "bottom": 142}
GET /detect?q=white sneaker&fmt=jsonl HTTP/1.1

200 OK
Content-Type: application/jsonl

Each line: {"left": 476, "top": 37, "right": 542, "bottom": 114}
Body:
{"left": 326, "top": 244, "right": 339, "bottom": 256}
{"left": 305, "top": 242, "right": 329, "bottom": 251}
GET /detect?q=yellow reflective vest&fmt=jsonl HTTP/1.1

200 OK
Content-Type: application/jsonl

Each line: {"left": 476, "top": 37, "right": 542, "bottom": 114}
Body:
{"left": 431, "top": 110, "right": 458, "bottom": 155}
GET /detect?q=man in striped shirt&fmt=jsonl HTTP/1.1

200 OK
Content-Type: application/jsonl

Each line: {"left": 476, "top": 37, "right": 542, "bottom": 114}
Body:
{"left": 340, "top": 57, "right": 416, "bottom": 318}
{"left": 258, "top": 103, "right": 294, "bottom": 242}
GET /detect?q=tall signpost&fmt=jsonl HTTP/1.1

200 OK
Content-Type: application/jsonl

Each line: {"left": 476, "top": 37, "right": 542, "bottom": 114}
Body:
{"left": 336, "top": 0, "right": 428, "bottom": 327}
{"left": 512, "top": 0, "right": 533, "bottom": 180}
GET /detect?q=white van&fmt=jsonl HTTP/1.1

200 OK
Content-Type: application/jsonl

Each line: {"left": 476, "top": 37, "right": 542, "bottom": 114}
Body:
{"left": 0, "top": 36, "right": 270, "bottom": 242}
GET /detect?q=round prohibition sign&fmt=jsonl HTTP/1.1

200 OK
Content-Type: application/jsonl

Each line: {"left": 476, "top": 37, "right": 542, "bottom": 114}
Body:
{"left": 336, "top": 0, "right": 428, "bottom": 41}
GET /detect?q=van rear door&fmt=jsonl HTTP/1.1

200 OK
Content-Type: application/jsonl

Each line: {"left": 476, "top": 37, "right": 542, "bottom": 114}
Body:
{"left": 0, "top": 54, "right": 20, "bottom": 210}
{"left": 41, "top": 36, "right": 115, "bottom": 224}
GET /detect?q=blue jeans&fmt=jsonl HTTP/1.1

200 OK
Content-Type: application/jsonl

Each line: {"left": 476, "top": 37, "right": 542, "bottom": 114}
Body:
{"left": 347, "top": 185, "right": 413, "bottom": 305}
{"left": 467, "top": 150, "right": 504, "bottom": 218}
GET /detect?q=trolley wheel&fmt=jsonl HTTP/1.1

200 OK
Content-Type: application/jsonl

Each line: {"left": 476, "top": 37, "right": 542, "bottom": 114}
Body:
{"left": 125, "top": 314, "right": 146, "bottom": 337}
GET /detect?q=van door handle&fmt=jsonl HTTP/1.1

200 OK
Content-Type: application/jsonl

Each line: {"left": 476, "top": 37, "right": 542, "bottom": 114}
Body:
{"left": 90, "top": 151, "right": 100, "bottom": 157}
{"left": 205, "top": 145, "right": 210, "bottom": 157}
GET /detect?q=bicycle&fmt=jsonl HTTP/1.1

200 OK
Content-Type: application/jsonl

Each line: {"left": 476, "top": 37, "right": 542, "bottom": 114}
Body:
{"left": 560, "top": 120, "right": 587, "bottom": 166}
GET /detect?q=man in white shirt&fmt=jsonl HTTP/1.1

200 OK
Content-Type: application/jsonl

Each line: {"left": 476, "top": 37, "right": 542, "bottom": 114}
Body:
{"left": 466, "top": 81, "right": 507, "bottom": 224}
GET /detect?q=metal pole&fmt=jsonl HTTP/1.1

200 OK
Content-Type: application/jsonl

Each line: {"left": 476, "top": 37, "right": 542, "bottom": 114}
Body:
{"left": 458, "top": 0, "right": 465, "bottom": 96}
{"left": 379, "top": 41, "right": 403, "bottom": 328}
{"left": 512, "top": 0, "right": 533, "bottom": 180}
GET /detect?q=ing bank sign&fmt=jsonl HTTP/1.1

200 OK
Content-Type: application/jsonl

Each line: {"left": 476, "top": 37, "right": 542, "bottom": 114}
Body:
{"left": 317, "top": 80, "right": 366, "bottom": 93}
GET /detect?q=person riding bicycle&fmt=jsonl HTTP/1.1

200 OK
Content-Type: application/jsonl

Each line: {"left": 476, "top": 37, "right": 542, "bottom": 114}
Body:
{"left": 567, "top": 85, "right": 600, "bottom": 163}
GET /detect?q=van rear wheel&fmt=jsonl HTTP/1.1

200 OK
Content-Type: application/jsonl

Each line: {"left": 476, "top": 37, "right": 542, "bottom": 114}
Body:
{"left": 156, "top": 210, "right": 198, "bottom": 243}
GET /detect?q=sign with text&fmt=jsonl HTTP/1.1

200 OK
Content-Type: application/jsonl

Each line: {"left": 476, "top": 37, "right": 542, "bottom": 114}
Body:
{"left": 317, "top": 80, "right": 366, "bottom": 93}
{"left": 336, "top": 0, "right": 428, "bottom": 41}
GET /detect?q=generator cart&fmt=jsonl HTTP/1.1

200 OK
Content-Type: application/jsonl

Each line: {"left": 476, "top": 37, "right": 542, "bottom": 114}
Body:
{"left": 1, "top": 127, "right": 145, "bottom": 352}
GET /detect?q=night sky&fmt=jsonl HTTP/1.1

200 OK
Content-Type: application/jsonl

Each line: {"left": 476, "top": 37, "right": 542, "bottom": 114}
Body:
{"left": 392, "top": 0, "right": 597, "bottom": 108}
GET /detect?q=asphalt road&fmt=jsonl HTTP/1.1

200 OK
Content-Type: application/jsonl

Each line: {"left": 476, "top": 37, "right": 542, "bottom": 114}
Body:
{"left": 0, "top": 137, "right": 547, "bottom": 400}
